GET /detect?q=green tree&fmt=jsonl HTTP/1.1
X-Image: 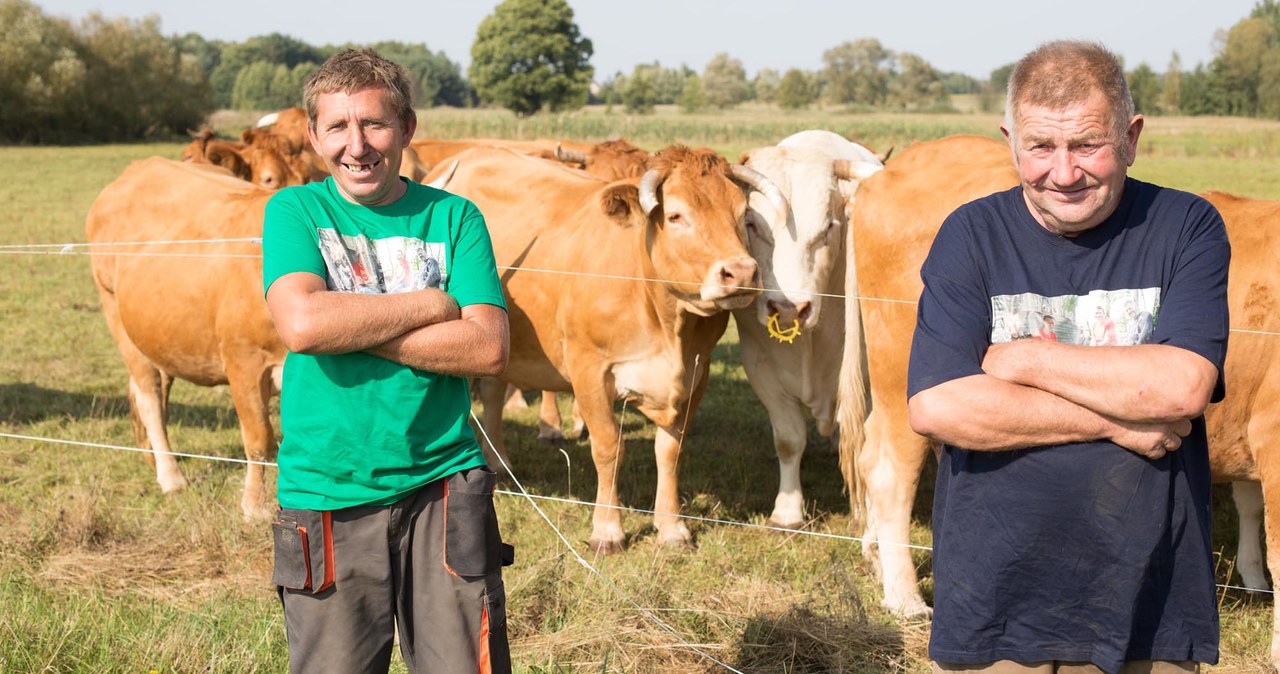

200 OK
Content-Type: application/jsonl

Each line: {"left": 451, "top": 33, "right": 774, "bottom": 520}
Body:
{"left": 940, "top": 71, "right": 980, "bottom": 95}
{"left": 0, "top": 0, "right": 85, "bottom": 142}
{"left": 678, "top": 74, "right": 707, "bottom": 112}
{"left": 701, "top": 52, "right": 749, "bottom": 109}
{"left": 209, "top": 33, "right": 323, "bottom": 108}
{"left": 754, "top": 68, "right": 781, "bottom": 104}
{"left": 776, "top": 68, "right": 816, "bottom": 110}
{"left": 886, "top": 51, "right": 948, "bottom": 110}
{"left": 1162, "top": 52, "right": 1182, "bottom": 113}
{"left": 361, "top": 40, "right": 471, "bottom": 107}
{"left": 469, "top": 0, "right": 593, "bottom": 116}
{"left": 621, "top": 64, "right": 655, "bottom": 113}
{"left": 1127, "top": 63, "right": 1161, "bottom": 115}
{"left": 821, "top": 38, "right": 891, "bottom": 107}
{"left": 1214, "top": 16, "right": 1274, "bottom": 115}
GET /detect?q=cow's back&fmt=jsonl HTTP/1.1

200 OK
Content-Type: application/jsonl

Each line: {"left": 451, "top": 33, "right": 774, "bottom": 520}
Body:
{"left": 440, "top": 147, "right": 623, "bottom": 387}
{"left": 87, "top": 157, "right": 280, "bottom": 385}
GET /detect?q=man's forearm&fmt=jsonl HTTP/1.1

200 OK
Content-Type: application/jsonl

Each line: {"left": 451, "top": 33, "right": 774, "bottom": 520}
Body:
{"left": 982, "top": 340, "right": 1216, "bottom": 423}
{"left": 908, "top": 373, "right": 1188, "bottom": 459}
{"left": 268, "top": 273, "right": 460, "bottom": 355}
{"left": 366, "top": 305, "right": 509, "bottom": 377}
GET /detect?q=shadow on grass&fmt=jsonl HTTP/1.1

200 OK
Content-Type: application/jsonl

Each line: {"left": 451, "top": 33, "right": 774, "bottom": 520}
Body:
{"left": 730, "top": 607, "right": 910, "bottom": 673}
{"left": 0, "top": 381, "right": 240, "bottom": 432}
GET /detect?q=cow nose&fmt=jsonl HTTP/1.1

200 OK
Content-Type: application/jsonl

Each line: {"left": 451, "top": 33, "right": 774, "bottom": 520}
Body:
{"left": 718, "top": 258, "right": 760, "bottom": 294}
{"left": 766, "top": 299, "right": 814, "bottom": 327}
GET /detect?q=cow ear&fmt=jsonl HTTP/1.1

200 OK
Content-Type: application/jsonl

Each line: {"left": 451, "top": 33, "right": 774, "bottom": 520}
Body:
{"left": 207, "top": 146, "right": 250, "bottom": 180}
{"left": 599, "top": 183, "right": 646, "bottom": 228}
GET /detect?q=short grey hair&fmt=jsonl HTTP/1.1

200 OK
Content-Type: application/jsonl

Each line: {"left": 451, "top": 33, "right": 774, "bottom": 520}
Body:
{"left": 1003, "top": 41, "right": 1136, "bottom": 162}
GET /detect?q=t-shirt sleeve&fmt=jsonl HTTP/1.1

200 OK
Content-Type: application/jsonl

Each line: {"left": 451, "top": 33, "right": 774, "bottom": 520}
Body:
{"left": 446, "top": 201, "right": 507, "bottom": 311}
{"left": 261, "top": 188, "right": 326, "bottom": 297}
{"left": 907, "top": 208, "right": 993, "bottom": 399}
{"left": 1149, "top": 197, "right": 1231, "bottom": 402}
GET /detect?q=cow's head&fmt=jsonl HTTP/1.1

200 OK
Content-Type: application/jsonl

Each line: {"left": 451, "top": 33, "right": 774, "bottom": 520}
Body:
{"left": 557, "top": 139, "right": 650, "bottom": 181}
{"left": 741, "top": 144, "right": 882, "bottom": 330}
{"left": 604, "top": 145, "right": 784, "bottom": 315}
{"left": 240, "top": 129, "right": 311, "bottom": 190}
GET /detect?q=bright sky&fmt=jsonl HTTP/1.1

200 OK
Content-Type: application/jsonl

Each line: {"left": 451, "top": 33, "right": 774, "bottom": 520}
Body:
{"left": 37, "top": 0, "right": 1257, "bottom": 80}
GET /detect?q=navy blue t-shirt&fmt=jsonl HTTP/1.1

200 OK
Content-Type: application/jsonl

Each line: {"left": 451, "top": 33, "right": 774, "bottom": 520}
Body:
{"left": 907, "top": 178, "right": 1230, "bottom": 673}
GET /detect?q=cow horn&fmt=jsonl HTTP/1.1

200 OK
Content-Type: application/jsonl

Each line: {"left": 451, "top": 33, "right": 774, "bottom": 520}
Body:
{"left": 877, "top": 146, "right": 894, "bottom": 163}
{"left": 256, "top": 112, "right": 280, "bottom": 128}
{"left": 426, "top": 160, "right": 458, "bottom": 190}
{"left": 730, "top": 164, "right": 790, "bottom": 218}
{"left": 555, "top": 143, "right": 586, "bottom": 165}
{"left": 832, "top": 159, "right": 884, "bottom": 182}
{"left": 638, "top": 168, "right": 662, "bottom": 216}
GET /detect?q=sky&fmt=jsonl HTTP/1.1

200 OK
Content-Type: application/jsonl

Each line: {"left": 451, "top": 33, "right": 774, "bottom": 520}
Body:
{"left": 36, "top": 0, "right": 1259, "bottom": 81}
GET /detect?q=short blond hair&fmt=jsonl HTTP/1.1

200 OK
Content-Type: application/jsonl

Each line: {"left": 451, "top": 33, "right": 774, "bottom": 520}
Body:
{"left": 1004, "top": 41, "right": 1135, "bottom": 161}
{"left": 303, "top": 49, "right": 415, "bottom": 129}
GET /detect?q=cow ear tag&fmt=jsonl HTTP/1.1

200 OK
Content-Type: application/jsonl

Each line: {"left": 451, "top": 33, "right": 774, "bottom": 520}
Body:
{"left": 767, "top": 314, "right": 801, "bottom": 344}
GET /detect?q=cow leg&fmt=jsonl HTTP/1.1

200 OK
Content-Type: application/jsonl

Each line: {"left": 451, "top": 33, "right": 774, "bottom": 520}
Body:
{"left": 97, "top": 287, "right": 188, "bottom": 493}
{"left": 652, "top": 425, "right": 692, "bottom": 548}
{"left": 501, "top": 383, "right": 529, "bottom": 411}
{"left": 570, "top": 397, "right": 588, "bottom": 440}
{"left": 476, "top": 377, "right": 511, "bottom": 476}
{"left": 223, "top": 355, "right": 278, "bottom": 521}
{"left": 764, "top": 397, "right": 809, "bottom": 529}
{"left": 537, "top": 391, "right": 567, "bottom": 445}
{"left": 860, "top": 404, "right": 932, "bottom": 618}
{"left": 1232, "top": 480, "right": 1269, "bottom": 590}
{"left": 574, "top": 381, "right": 625, "bottom": 553}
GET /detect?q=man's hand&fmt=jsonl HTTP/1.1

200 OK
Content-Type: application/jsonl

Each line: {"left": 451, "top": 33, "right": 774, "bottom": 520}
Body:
{"left": 1106, "top": 416, "right": 1193, "bottom": 460}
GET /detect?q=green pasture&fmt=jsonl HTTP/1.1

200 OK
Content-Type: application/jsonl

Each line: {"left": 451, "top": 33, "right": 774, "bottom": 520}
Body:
{"left": 2, "top": 108, "right": 1278, "bottom": 673}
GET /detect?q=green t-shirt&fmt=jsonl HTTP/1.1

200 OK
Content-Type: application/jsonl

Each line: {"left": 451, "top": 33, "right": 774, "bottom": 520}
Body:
{"left": 262, "top": 177, "right": 507, "bottom": 510}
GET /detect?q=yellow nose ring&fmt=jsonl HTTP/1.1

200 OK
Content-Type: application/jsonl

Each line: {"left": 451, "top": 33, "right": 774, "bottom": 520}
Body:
{"left": 767, "top": 313, "right": 801, "bottom": 344}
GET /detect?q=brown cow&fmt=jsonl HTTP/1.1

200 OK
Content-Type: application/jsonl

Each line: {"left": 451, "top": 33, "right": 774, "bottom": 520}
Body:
{"left": 432, "top": 144, "right": 784, "bottom": 552}
{"left": 180, "top": 127, "right": 310, "bottom": 190}
{"left": 836, "top": 135, "right": 1018, "bottom": 617}
{"left": 86, "top": 157, "right": 284, "bottom": 519}
{"left": 1201, "top": 190, "right": 1280, "bottom": 670}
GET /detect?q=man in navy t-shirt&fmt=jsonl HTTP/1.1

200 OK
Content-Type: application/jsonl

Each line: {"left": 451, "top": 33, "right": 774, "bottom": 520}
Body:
{"left": 907, "top": 41, "right": 1230, "bottom": 674}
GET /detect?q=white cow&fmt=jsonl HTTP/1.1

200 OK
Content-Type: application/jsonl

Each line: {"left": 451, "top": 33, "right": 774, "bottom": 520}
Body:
{"left": 736, "top": 130, "right": 884, "bottom": 527}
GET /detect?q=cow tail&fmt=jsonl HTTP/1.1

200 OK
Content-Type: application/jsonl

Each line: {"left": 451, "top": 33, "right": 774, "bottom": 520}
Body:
{"left": 837, "top": 263, "right": 870, "bottom": 535}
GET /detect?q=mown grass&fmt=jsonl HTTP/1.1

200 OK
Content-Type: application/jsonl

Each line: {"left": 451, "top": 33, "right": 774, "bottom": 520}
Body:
{"left": 2, "top": 109, "right": 1279, "bottom": 672}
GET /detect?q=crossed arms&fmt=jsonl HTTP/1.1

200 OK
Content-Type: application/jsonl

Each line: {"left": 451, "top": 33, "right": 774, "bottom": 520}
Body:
{"left": 266, "top": 271, "right": 509, "bottom": 378}
{"left": 907, "top": 339, "right": 1217, "bottom": 459}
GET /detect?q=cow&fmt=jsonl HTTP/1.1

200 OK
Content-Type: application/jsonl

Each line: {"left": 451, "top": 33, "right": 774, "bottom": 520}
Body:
{"left": 837, "top": 137, "right": 1280, "bottom": 664}
{"left": 836, "top": 134, "right": 1019, "bottom": 618}
{"left": 179, "top": 127, "right": 310, "bottom": 190}
{"left": 734, "top": 131, "right": 883, "bottom": 528}
{"left": 86, "top": 157, "right": 284, "bottom": 520}
{"left": 553, "top": 138, "right": 651, "bottom": 180}
{"left": 429, "top": 144, "right": 786, "bottom": 552}
{"left": 1200, "top": 190, "right": 1280, "bottom": 670}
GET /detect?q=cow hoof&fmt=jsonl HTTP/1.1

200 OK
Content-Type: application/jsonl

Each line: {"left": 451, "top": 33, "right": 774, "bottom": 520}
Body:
{"left": 884, "top": 597, "right": 933, "bottom": 621}
{"left": 658, "top": 536, "right": 696, "bottom": 551}
{"left": 158, "top": 475, "right": 190, "bottom": 494}
{"left": 765, "top": 517, "right": 804, "bottom": 531}
{"left": 537, "top": 432, "right": 566, "bottom": 446}
{"left": 588, "top": 538, "right": 625, "bottom": 555}
{"left": 575, "top": 424, "right": 590, "bottom": 441}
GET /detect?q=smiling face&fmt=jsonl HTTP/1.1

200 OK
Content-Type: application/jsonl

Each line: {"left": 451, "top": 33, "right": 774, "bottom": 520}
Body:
{"left": 308, "top": 86, "right": 416, "bottom": 207}
{"left": 1002, "top": 91, "right": 1142, "bottom": 236}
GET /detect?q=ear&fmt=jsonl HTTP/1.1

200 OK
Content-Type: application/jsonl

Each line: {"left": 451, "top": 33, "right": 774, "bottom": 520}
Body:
{"left": 207, "top": 146, "right": 249, "bottom": 179}
{"left": 600, "top": 183, "right": 647, "bottom": 228}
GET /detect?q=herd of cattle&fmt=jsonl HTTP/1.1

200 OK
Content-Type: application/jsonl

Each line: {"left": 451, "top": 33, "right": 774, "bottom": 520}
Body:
{"left": 83, "top": 108, "right": 1280, "bottom": 667}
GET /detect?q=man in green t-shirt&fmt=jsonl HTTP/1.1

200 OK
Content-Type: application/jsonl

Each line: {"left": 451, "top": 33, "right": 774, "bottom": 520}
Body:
{"left": 262, "top": 48, "right": 511, "bottom": 674}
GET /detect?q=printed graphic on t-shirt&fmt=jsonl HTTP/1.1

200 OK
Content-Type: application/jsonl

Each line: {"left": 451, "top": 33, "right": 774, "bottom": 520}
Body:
{"left": 989, "top": 288, "right": 1159, "bottom": 346}
{"left": 317, "top": 229, "right": 447, "bottom": 294}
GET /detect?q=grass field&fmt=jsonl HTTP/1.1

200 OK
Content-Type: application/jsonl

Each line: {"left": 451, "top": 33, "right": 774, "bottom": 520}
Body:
{"left": 2, "top": 107, "right": 1279, "bottom": 673}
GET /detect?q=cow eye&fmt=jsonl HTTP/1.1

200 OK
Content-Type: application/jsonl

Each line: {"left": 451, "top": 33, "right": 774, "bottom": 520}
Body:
{"left": 666, "top": 212, "right": 683, "bottom": 226}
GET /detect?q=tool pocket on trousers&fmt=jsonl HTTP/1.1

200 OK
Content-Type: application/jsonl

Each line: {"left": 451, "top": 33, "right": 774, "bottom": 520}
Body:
{"left": 271, "top": 508, "right": 334, "bottom": 593}
{"left": 444, "top": 467, "right": 510, "bottom": 578}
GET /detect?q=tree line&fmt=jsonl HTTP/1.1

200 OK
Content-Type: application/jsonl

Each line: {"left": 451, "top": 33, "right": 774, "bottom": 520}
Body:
{"left": 4, "top": 0, "right": 1279, "bottom": 143}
